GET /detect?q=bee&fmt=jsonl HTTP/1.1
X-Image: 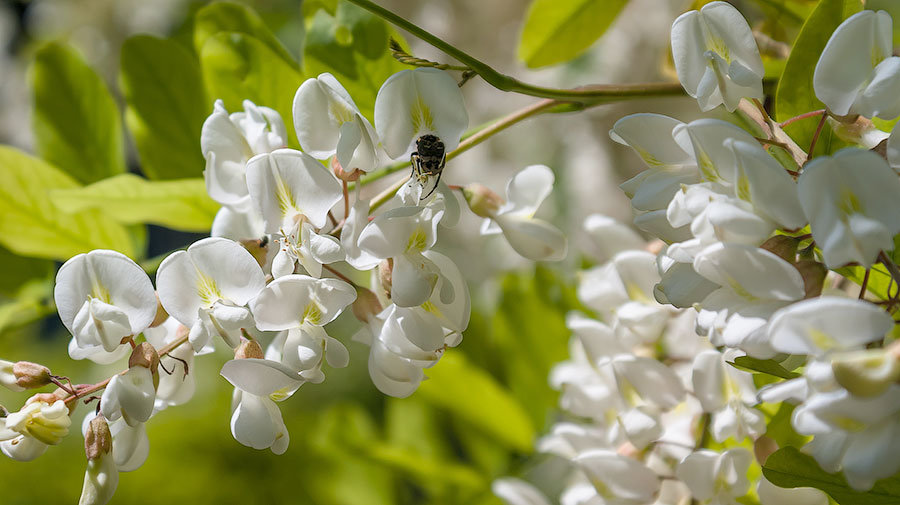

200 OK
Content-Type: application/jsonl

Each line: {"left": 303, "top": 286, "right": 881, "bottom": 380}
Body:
{"left": 410, "top": 134, "right": 446, "bottom": 199}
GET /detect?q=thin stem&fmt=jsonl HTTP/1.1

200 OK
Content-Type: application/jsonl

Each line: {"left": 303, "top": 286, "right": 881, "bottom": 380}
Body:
{"left": 779, "top": 109, "right": 827, "bottom": 128}
{"left": 807, "top": 110, "right": 829, "bottom": 162}
{"left": 369, "top": 175, "right": 409, "bottom": 213}
{"left": 322, "top": 264, "right": 356, "bottom": 285}
{"left": 342, "top": 179, "right": 350, "bottom": 221}
{"left": 879, "top": 251, "right": 900, "bottom": 287}
{"left": 860, "top": 268, "right": 871, "bottom": 300}
{"left": 344, "top": 0, "right": 685, "bottom": 103}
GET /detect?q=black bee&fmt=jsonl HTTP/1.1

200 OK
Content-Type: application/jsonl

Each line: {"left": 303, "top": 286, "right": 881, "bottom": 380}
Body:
{"left": 410, "top": 134, "right": 446, "bottom": 199}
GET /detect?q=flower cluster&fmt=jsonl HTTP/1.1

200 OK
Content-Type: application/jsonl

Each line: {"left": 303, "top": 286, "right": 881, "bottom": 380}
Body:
{"left": 0, "top": 63, "right": 568, "bottom": 504}
{"left": 494, "top": 2, "right": 900, "bottom": 504}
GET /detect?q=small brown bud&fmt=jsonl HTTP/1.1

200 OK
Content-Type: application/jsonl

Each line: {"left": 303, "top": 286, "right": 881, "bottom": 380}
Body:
{"left": 234, "top": 339, "right": 264, "bottom": 360}
{"left": 760, "top": 235, "right": 798, "bottom": 264}
{"left": 84, "top": 414, "right": 113, "bottom": 461}
{"left": 12, "top": 361, "right": 52, "bottom": 390}
{"left": 129, "top": 342, "right": 160, "bottom": 372}
{"left": 754, "top": 436, "right": 779, "bottom": 465}
{"left": 462, "top": 183, "right": 503, "bottom": 218}
{"left": 352, "top": 287, "right": 384, "bottom": 323}
{"left": 795, "top": 260, "right": 827, "bottom": 299}
{"left": 149, "top": 293, "right": 169, "bottom": 328}
{"left": 378, "top": 259, "right": 393, "bottom": 299}
{"left": 332, "top": 156, "right": 361, "bottom": 182}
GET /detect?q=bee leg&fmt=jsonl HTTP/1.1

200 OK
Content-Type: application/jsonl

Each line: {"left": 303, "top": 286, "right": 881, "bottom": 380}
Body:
{"left": 421, "top": 169, "right": 442, "bottom": 199}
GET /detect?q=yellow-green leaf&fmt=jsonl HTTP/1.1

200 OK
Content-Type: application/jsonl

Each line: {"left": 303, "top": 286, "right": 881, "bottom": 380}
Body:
{"left": 0, "top": 147, "right": 134, "bottom": 261}
{"left": 121, "top": 35, "right": 209, "bottom": 180}
{"left": 50, "top": 174, "right": 219, "bottom": 232}
{"left": 518, "top": 0, "right": 628, "bottom": 68}
{"left": 194, "top": 1, "right": 298, "bottom": 69}
{"left": 31, "top": 42, "right": 126, "bottom": 183}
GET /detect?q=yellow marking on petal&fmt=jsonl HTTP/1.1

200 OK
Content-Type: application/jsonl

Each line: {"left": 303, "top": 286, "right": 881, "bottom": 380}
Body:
{"left": 410, "top": 95, "right": 435, "bottom": 134}
{"left": 696, "top": 146, "right": 719, "bottom": 182}
{"left": 837, "top": 188, "right": 863, "bottom": 216}
{"left": 407, "top": 227, "right": 428, "bottom": 252}
{"left": 329, "top": 101, "right": 355, "bottom": 126}
{"left": 625, "top": 282, "right": 651, "bottom": 303}
{"left": 270, "top": 387, "right": 293, "bottom": 402}
{"left": 633, "top": 146, "right": 664, "bottom": 167}
{"left": 421, "top": 300, "right": 442, "bottom": 317}
{"left": 808, "top": 328, "right": 837, "bottom": 351}
{"left": 303, "top": 302, "right": 323, "bottom": 325}
{"left": 197, "top": 274, "right": 222, "bottom": 306}
{"left": 737, "top": 174, "right": 751, "bottom": 202}
{"left": 833, "top": 416, "right": 866, "bottom": 432}
{"left": 728, "top": 277, "right": 757, "bottom": 301}
{"left": 274, "top": 173, "right": 298, "bottom": 217}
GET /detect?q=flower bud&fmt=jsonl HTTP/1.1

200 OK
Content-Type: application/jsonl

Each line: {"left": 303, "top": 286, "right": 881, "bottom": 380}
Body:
{"left": 79, "top": 414, "right": 118, "bottom": 505}
{"left": 12, "top": 361, "right": 52, "bottom": 390}
{"left": 234, "top": 339, "right": 264, "bottom": 360}
{"left": 149, "top": 293, "right": 169, "bottom": 328}
{"left": 352, "top": 287, "right": 383, "bottom": 323}
{"left": 829, "top": 115, "right": 890, "bottom": 149}
{"left": 332, "top": 156, "right": 361, "bottom": 182}
{"left": 1, "top": 359, "right": 24, "bottom": 392}
{"left": 760, "top": 235, "right": 798, "bottom": 264}
{"left": 378, "top": 259, "right": 393, "bottom": 299}
{"left": 462, "top": 183, "right": 503, "bottom": 218}
{"left": 832, "top": 349, "right": 900, "bottom": 397}
{"left": 5, "top": 399, "right": 71, "bottom": 445}
{"left": 84, "top": 414, "right": 112, "bottom": 461}
{"left": 128, "top": 343, "right": 160, "bottom": 372}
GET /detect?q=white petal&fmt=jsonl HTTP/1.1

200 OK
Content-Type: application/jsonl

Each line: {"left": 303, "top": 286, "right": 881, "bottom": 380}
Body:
{"left": 492, "top": 478, "right": 552, "bottom": 505}
{"left": 575, "top": 449, "right": 660, "bottom": 502}
{"left": 693, "top": 243, "right": 804, "bottom": 301}
{"left": 495, "top": 215, "right": 567, "bottom": 262}
{"left": 501, "top": 165, "right": 554, "bottom": 217}
{"left": 768, "top": 297, "right": 893, "bottom": 356}
{"left": 609, "top": 113, "right": 692, "bottom": 168}
{"left": 220, "top": 358, "right": 302, "bottom": 396}
{"left": 391, "top": 253, "right": 438, "bottom": 307}
{"left": 230, "top": 393, "right": 278, "bottom": 450}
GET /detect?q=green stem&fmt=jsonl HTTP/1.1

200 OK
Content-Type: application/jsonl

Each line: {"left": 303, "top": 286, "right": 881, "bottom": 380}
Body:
{"left": 344, "top": 0, "right": 685, "bottom": 103}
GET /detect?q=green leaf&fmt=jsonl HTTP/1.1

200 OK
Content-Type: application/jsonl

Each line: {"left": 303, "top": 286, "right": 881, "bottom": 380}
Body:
{"left": 762, "top": 403, "right": 810, "bottom": 448}
{"left": 31, "top": 42, "right": 125, "bottom": 184}
{"left": 764, "top": 446, "right": 900, "bottom": 504}
{"left": 121, "top": 35, "right": 209, "bottom": 180}
{"left": 50, "top": 174, "right": 219, "bottom": 232}
{"left": 0, "top": 246, "right": 53, "bottom": 298}
{"left": 837, "top": 264, "right": 894, "bottom": 301}
{"left": 199, "top": 32, "right": 304, "bottom": 148}
{"left": 729, "top": 356, "right": 800, "bottom": 379}
{"left": 416, "top": 352, "right": 535, "bottom": 452}
{"left": 518, "top": 0, "right": 628, "bottom": 68}
{"left": 193, "top": 2, "right": 298, "bottom": 68}
{"left": 0, "top": 146, "right": 134, "bottom": 261}
{"left": 867, "top": 0, "right": 900, "bottom": 46}
{"left": 774, "top": 0, "right": 861, "bottom": 156}
{"left": 303, "top": 2, "right": 406, "bottom": 120}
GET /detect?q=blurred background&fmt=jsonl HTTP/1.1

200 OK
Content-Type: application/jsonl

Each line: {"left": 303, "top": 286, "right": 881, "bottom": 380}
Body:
{"left": 0, "top": 0, "right": 811, "bottom": 503}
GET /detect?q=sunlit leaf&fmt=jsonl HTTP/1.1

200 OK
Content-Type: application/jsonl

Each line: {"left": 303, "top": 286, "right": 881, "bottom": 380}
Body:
{"left": 0, "top": 147, "right": 135, "bottom": 261}
{"left": 199, "top": 32, "right": 304, "bottom": 148}
{"left": 416, "top": 352, "right": 535, "bottom": 452}
{"left": 194, "top": 1, "right": 298, "bottom": 68}
{"left": 764, "top": 446, "right": 900, "bottom": 504}
{"left": 31, "top": 42, "right": 125, "bottom": 184}
{"left": 50, "top": 174, "right": 219, "bottom": 232}
{"left": 729, "top": 356, "right": 800, "bottom": 379}
{"left": 518, "top": 0, "right": 627, "bottom": 68}
{"left": 121, "top": 35, "right": 209, "bottom": 180}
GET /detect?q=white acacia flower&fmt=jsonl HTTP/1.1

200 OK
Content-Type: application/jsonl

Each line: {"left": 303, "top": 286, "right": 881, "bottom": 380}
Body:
{"left": 671, "top": 1, "right": 764, "bottom": 111}
{"left": 100, "top": 366, "right": 155, "bottom": 428}
{"left": 157, "top": 238, "right": 266, "bottom": 352}
{"left": 210, "top": 205, "right": 265, "bottom": 242}
{"left": 201, "top": 99, "right": 286, "bottom": 209}
{"left": 221, "top": 358, "right": 303, "bottom": 454}
{"left": 358, "top": 201, "right": 449, "bottom": 307}
{"left": 78, "top": 414, "right": 117, "bottom": 505}
{"left": 340, "top": 196, "right": 381, "bottom": 271}
{"left": 676, "top": 448, "right": 752, "bottom": 505}
{"left": 798, "top": 148, "right": 900, "bottom": 268}
{"left": 814, "top": 10, "right": 900, "bottom": 119}
{"left": 293, "top": 73, "right": 379, "bottom": 173}
{"left": 374, "top": 68, "right": 468, "bottom": 159}
{"left": 692, "top": 349, "right": 764, "bottom": 442}
{"left": 55, "top": 250, "right": 157, "bottom": 364}
{"left": 693, "top": 243, "right": 805, "bottom": 358}
{"left": 768, "top": 297, "right": 893, "bottom": 357}
{"left": 574, "top": 449, "right": 660, "bottom": 504}
{"left": 0, "top": 359, "right": 22, "bottom": 392}
{"left": 582, "top": 214, "right": 646, "bottom": 263}
{"left": 82, "top": 411, "right": 149, "bottom": 472}
{"left": 611, "top": 113, "right": 699, "bottom": 213}
{"left": 1, "top": 399, "right": 71, "bottom": 462}
{"left": 492, "top": 478, "right": 551, "bottom": 505}
{"left": 480, "top": 165, "right": 567, "bottom": 262}
{"left": 144, "top": 318, "right": 195, "bottom": 412}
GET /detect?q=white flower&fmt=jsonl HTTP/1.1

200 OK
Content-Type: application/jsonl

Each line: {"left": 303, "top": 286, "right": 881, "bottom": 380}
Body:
{"left": 582, "top": 214, "right": 646, "bottom": 263}
{"left": 82, "top": 411, "right": 149, "bottom": 472}
{"left": 201, "top": 99, "right": 286, "bottom": 209}
{"left": 100, "top": 366, "right": 156, "bottom": 427}
{"left": 374, "top": 68, "right": 468, "bottom": 159}
{"left": 671, "top": 1, "right": 764, "bottom": 111}
{"left": 1, "top": 399, "right": 71, "bottom": 461}
{"left": 144, "top": 318, "right": 195, "bottom": 411}
{"left": 358, "top": 201, "right": 448, "bottom": 307}
{"left": 293, "top": 73, "right": 379, "bottom": 173}
{"left": 480, "top": 165, "right": 567, "bottom": 262}
{"left": 813, "top": 10, "right": 900, "bottom": 119}
{"left": 0, "top": 359, "right": 22, "bottom": 392}
{"left": 768, "top": 297, "right": 893, "bottom": 357}
{"left": 574, "top": 449, "right": 660, "bottom": 504}
{"left": 78, "top": 414, "right": 117, "bottom": 505}
{"left": 692, "top": 349, "right": 764, "bottom": 442}
{"left": 220, "top": 358, "right": 302, "bottom": 454}
{"left": 156, "top": 238, "right": 266, "bottom": 352}
{"left": 210, "top": 205, "right": 265, "bottom": 242}
{"left": 54, "top": 250, "right": 157, "bottom": 364}
{"left": 797, "top": 148, "right": 900, "bottom": 268}
{"left": 676, "top": 448, "right": 752, "bottom": 505}
{"left": 492, "top": 478, "right": 551, "bottom": 505}
{"left": 340, "top": 196, "right": 381, "bottom": 271}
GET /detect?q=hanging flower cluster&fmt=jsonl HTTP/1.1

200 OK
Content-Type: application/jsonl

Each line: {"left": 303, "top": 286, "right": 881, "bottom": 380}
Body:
{"left": 0, "top": 63, "right": 569, "bottom": 504}
{"left": 493, "top": 2, "right": 900, "bottom": 504}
